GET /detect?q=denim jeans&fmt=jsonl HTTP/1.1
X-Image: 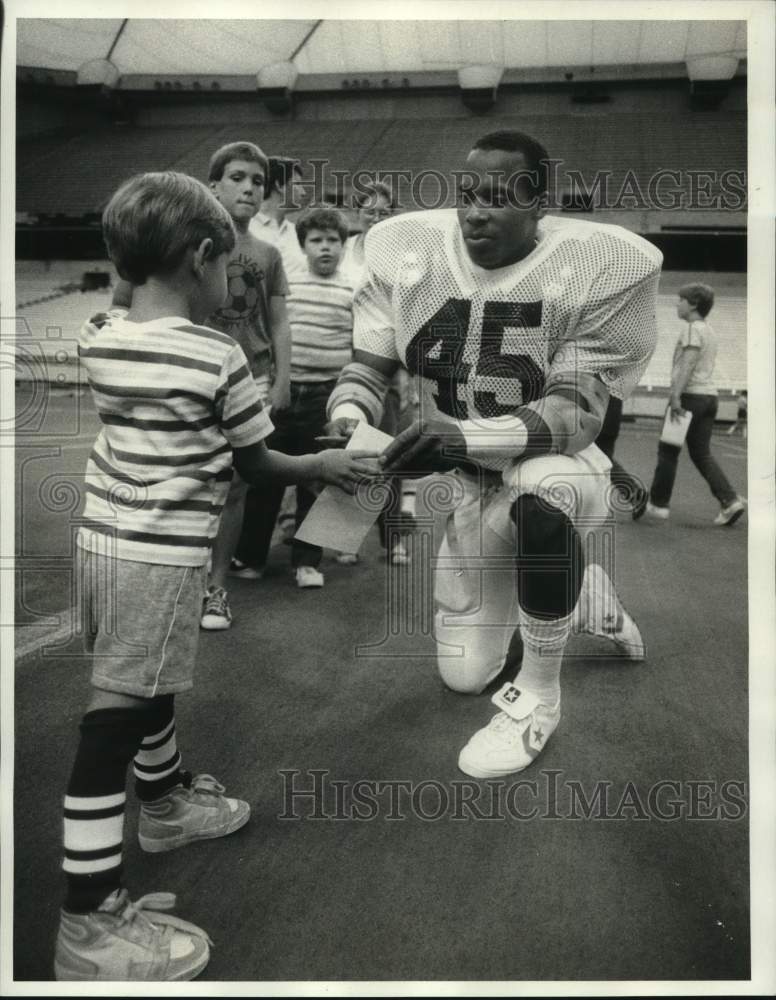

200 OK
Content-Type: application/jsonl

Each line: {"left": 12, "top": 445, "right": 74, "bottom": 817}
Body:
{"left": 649, "top": 393, "right": 737, "bottom": 508}
{"left": 237, "top": 379, "right": 336, "bottom": 569}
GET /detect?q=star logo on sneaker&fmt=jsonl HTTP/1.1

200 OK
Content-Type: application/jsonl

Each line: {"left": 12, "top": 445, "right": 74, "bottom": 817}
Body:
{"left": 502, "top": 686, "right": 522, "bottom": 704}
{"left": 533, "top": 726, "right": 545, "bottom": 744}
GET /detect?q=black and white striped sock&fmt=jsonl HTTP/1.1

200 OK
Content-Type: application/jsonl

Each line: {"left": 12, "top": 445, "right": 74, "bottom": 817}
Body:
{"left": 133, "top": 695, "right": 186, "bottom": 802}
{"left": 63, "top": 707, "right": 147, "bottom": 913}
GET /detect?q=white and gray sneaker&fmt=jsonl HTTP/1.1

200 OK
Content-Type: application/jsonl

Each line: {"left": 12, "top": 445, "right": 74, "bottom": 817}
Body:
{"left": 582, "top": 604, "right": 645, "bottom": 661}
{"left": 54, "top": 888, "right": 211, "bottom": 981}
{"left": 296, "top": 566, "right": 324, "bottom": 588}
{"left": 200, "top": 587, "right": 232, "bottom": 630}
{"left": 458, "top": 683, "right": 561, "bottom": 779}
{"left": 713, "top": 497, "right": 746, "bottom": 526}
{"left": 575, "top": 563, "right": 646, "bottom": 661}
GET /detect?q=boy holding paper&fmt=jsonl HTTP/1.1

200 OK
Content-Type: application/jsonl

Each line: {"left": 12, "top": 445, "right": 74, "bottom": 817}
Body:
{"left": 641, "top": 283, "right": 745, "bottom": 525}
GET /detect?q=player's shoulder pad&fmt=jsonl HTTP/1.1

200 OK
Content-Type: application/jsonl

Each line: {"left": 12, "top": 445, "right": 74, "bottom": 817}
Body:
{"left": 363, "top": 209, "right": 457, "bottom": 277}
{"left": 542, "top": 215, "right": 663, "bottom": 273}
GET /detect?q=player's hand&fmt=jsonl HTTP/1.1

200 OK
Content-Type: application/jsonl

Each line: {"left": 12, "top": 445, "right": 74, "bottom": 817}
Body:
{"left": 319, "top": 417, "right": 361, "bottom": 448}
{"left": 317, "top": 449, "right": 381, "bottom": 494}
{"left": 269, "top": 381, "right": 291, "bottom": 414}
{"left": 669, "top": 396, "right": 685, "bottom": 421}
{"left": 379, "top": 419, "right": 468, "bottom": 477}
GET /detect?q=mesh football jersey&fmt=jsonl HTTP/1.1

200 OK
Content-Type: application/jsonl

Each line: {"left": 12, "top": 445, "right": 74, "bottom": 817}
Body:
{"left": 355, "top": 210, "right": 662, "bottom": 426}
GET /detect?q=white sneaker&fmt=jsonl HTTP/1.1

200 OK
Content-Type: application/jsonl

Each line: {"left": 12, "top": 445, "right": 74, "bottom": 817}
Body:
{"left": 296, "top": 566, "right": 324, "bottom": 588}
{"left": 575, "top": 564, "right": 645, "bottom": 660}
{"left": 458, "top": 683, "right": 561, "bottom": 779}
{"left": 200, "top": 587, "right": 232, "bottom": 630}
{"left": 335, "top": 552, "right": 359, "bottom": 565}
{"left": 228, "top": 558, "right": 264, "bottom": 580}
{"left": 643, "top": 501, "right": 670, "bottom": 521}
{"left": 713, "top": 498, "right": 746, "bottom": 526}
{"left": 54, "top": 888, "right": 211, "bottom": 981}
{"left": 587, "top": 606, "right": 645, "bottom": 660}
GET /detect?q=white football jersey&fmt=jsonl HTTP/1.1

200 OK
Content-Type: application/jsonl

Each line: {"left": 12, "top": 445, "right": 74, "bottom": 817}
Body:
{"left": 355, "top": 210, "right": 662, "bottom": 425}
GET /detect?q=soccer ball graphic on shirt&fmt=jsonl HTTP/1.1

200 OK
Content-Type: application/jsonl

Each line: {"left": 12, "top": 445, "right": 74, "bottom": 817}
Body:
{"left": 221, "top": 261, "right": 261, "bottom": 321}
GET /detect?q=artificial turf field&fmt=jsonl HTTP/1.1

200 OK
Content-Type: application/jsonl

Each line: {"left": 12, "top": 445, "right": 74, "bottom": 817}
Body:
{"left": 11, "top": 386, "right": 750, "bottom": 983}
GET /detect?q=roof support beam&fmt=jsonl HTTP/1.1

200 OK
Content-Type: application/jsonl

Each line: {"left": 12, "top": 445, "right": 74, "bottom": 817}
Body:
{"left": 106, "top": 19, "right": 128, "bottom": 61}
{"left": 290, "top": 20, "right": 323, "bottom": 62}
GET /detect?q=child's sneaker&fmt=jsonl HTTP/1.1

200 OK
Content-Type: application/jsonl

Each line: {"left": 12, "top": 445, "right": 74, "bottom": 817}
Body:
{"left": 458, "top": 684, "right": 561, "bottom": 779}
{"left": 713, "top": 497, "right": 746, "bottom": 526}
{"left": 643, "top": 501, "right": 670, "bottom": 521}
{"left": 200, "top": 587, "right": 232, "bottom": 630}
{"left": 296, "top": 566, "right": 324, "bottom": 588}
{"left": 228, "top": 558, "right": 264, "bottom": 580}
{"left": 138, "top": 774, "right": 250, "bottom": 853}
{"left": 54, "top": 888, "right": 211, "bottom": 981}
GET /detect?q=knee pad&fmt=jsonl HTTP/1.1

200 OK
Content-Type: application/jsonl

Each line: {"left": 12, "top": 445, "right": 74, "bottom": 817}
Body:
{"left": 510, "top": 494, "right": 579, "bottom": 555}
{"left": 509, "top": 494, "right": 583, "bottom": 618}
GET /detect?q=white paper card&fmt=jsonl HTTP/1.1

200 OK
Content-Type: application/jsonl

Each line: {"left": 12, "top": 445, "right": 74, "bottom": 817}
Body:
{"left": 294, "top": 422, "right": 393, "bottom": 554}
{"left": 659, "top": 408, "right": 692, "bottom": 447}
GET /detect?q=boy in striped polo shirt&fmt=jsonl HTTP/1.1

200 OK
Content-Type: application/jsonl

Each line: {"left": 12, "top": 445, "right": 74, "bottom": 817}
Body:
{"left": 55, "top": 173, "right": 376, "bottom": 981}
{"left": 246, "top": 207, "right": 355, "bottom": 588}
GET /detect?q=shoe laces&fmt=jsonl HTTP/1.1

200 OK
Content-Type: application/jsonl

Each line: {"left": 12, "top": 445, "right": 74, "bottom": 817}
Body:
{"left": 488, "top": 711, "right": 530, "bottom": 747}
{"left": 108, "top": 889, "right": 213, "bottom": 947}
{"left": 188, "top": 773, "right": 227, "bottom": 798}
{"left": 203, "top": 588, "right": 228, "bottom": 615}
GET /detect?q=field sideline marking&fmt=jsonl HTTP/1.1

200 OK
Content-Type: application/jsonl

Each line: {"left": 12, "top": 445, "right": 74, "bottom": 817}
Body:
{"left": 14, "top": 616, "right": 75, "bottom": 662}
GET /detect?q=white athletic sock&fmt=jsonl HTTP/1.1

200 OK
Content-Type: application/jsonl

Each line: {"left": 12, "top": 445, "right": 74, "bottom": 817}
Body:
{"left": 513, "top": 609, "right": 573, "bottom": 707}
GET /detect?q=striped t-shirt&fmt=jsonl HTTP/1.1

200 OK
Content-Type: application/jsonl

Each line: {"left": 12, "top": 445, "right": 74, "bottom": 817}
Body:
{"left": 288, "top": 270, "right": 354, "bottom": 382}
{"left": 77, "top": 310, "right": 273, "bottom": 567}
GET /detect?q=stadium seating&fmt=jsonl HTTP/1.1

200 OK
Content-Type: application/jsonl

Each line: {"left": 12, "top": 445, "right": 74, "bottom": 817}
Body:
{"left": 16, "top": 112, "right": 746, "bottom": 216}
{"left": 14, "top": 109, "right": 747, "bottom": 399}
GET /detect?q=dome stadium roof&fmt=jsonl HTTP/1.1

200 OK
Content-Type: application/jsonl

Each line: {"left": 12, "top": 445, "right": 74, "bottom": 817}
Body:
{"left": 17, "top": 18, "right": 746, "bottom": 79}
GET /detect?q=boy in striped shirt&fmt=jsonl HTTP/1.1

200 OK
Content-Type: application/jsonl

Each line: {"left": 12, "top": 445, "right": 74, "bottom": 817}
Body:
{"left": 246, "top": 207, "right": 356, "bottom": 588}
{"left": 55, "top": 173, "right": 376, "bottom": 981}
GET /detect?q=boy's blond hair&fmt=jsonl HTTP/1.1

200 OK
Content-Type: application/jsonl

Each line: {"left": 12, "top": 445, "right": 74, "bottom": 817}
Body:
{"left": 102, "top": 171, "right": 236, "bottom": 285}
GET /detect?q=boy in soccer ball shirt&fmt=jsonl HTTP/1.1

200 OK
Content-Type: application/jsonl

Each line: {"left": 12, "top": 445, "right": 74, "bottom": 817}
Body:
{"left": 200, "top": 142, "right": 292, "bottom": 629}
{"left": 326, "top": 130, "right": 661, "bottom": 779}
{"left": 55, "top": 171, "right": 376, "bottom": 981}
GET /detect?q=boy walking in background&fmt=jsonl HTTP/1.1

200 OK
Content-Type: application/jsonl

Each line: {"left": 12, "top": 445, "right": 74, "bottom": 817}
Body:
{"left": 55, "top": 172, "right": 376, "bottom": 980}
{"left": 245, "top": 207, "right": 355, "bottom": 588}
{"left": 640, "top": 282, "right": 745, "bottom": 525}
{"left": 199, "top": 142, "right": 292, "bottom": 630}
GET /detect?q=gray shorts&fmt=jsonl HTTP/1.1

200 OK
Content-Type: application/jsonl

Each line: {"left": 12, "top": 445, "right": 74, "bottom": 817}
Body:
{"left": 77, "top": 548, "right": 206, "bottom": 698}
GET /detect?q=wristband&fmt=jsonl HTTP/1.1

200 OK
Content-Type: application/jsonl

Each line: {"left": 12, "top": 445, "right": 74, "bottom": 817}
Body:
{"left": 330, "top": 403, "right": 368, "bottom": 424}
